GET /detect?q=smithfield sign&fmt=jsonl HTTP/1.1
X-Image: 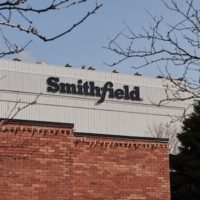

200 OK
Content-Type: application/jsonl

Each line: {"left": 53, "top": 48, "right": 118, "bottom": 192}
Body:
{"left": 46, "top": 77, "right": 142, "bottom": 104}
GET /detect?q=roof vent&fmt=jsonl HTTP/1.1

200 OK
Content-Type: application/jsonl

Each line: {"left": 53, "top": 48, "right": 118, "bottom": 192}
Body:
{"left": 88, "top": 66, "right": 95, "bottom": 70}
{"left": 112, "top": 69, "right": 119, "bottom": 73}
{"left": 13, "top": 58, "right": 21, "bottom": 61}
{"left": 134, "top": 72, "right": 141, "bottom": 76}
{"left": 177, "top": 77, "right": 184, "bottom": 81}
{"left": 156, "top": 75, "right": 164, "bottom": 79}
{"left": 65, "top": 64, "right": 72, "bottom": 67}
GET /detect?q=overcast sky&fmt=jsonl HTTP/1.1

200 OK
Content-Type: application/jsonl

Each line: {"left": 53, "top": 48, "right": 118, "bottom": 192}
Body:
{"left": 5, "top": 0, "right": 175, "bottom": 76}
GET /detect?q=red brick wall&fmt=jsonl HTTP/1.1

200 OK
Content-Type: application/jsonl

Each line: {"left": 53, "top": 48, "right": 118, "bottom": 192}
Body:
{"left": 0, "top": 123, "right": 170, "bottom": 200}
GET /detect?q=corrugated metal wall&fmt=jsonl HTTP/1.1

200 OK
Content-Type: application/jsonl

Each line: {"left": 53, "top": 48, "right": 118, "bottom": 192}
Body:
{"left": 0, "top": 60, "right": 192, "bottom": 137}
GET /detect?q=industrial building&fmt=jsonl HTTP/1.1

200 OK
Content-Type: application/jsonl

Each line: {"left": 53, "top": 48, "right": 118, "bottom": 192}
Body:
{"left": 0, "top": 60, "right": 191, "bottom": 199}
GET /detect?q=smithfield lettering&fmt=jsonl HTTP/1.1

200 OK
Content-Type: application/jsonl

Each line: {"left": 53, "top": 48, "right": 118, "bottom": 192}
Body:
{"left": 46, "top": 77, "right": 142, "bottom": 104}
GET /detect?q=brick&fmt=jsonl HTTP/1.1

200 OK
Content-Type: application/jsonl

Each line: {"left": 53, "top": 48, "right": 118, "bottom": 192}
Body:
{"left": 0, "top": 123, "right": 170, "bottom": 200}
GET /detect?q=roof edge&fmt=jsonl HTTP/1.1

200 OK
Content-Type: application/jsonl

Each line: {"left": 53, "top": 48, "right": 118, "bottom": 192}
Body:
{"left": 0, "top": 118, "right": 74, "bottom": 129}
{"left": 74, "top": 132, "right": 169, "bottom": 143}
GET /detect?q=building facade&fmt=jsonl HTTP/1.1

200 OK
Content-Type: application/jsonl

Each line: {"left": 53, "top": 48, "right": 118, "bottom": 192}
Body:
{"left": 0, "top": 60, "right": 191, "bottom": 199}
{"left": 0, "top": 60, "right": 191, "bottom": 137}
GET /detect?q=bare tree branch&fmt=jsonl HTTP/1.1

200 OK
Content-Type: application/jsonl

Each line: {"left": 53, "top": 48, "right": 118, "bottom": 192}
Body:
{"left": 0, "top": 93, "right": 40, "bottom": 127}
{"left": 105, "top": 0, "right": 200, "bottom": 104}
{"left": 0, "top": 93, "right": 49, "bottom": 163}
{"left": 148, "top": 123, "right": 180, "bottom": 154}
{"left": 0, "top": 0, "right": 102, "bottom": 57}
